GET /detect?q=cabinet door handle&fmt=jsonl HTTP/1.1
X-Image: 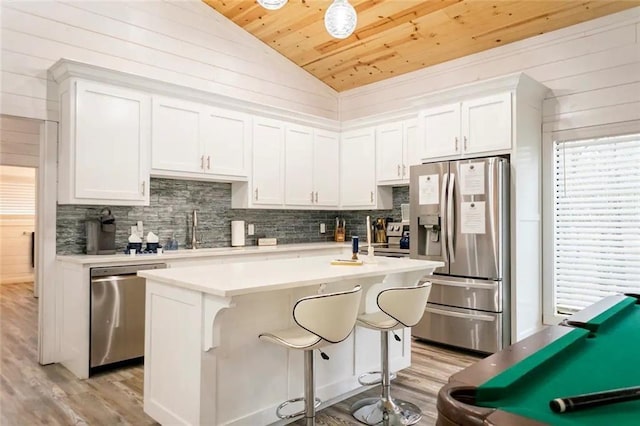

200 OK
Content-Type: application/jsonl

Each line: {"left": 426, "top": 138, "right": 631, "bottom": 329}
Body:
{"left": 370, "top": 191, "right": 374, "bottom": 203}
{"left": 397, "top": 164, "right": 401, "bottom": 177}
{"left": 201, "top": 155, "right": 205, "bottom": 170}
{"left": 310, "top": 191, "right": 314, "bottom": 203}
{"left": 455, "top": 137, "right": 459, "bottom": 151}
{"left": 315, "top": 191, "right": 318, "bottom": 203}
{"left": 463, "top": 136, "right": 468, "bottom": 151}
{"left": 255, "top": 188, "right": 258, "bottom": 201}
{"left": 207, "top": 156, "right": 211, "bottom": 169}
{"left": 402, "top": 164, "right": 406, "bottom": 177}
{"left": 141, "top": 181, "right": 146, "bottom": 196}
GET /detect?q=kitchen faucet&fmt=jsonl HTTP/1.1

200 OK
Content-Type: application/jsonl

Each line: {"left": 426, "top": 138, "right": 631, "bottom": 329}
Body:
{"left": 191, "top": 209, "right": 200, "bottom": 249}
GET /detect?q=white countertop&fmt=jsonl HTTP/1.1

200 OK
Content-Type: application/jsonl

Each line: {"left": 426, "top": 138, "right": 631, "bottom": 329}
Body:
{"left": 56, "top": 242, "right": 350, "bottom": 265}
{"left": 138, "top": 255, "right": 444, "bottom": 297}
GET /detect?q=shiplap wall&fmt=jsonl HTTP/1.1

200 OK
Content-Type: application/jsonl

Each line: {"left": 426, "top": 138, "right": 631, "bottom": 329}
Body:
{"left": 0, "top": 115, "right": 41, "bottom": 168}
{"left": 340, "top": 7, "right": 640, "bottom": 133}
{"left": 0, "top": 0, "right": 339, "bottom": 122}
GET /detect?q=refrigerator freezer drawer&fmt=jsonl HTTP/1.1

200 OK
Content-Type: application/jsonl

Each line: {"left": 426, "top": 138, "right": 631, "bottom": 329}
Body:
{"left": 426, "top": 276, "right": 503, "bottom": 312}
{"left": 412, "top": 304, "right": 504, "bottom": 353}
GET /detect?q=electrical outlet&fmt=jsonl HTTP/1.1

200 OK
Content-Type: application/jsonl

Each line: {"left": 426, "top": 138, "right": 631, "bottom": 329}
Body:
{"left": 247, "top": 224, "right": 255, "bottom": 236}
{"left": 320, "top": 223, "right": 326, "bottom": 234}
{"left": 137, "top": 220, "right": 143, "bottom": 235}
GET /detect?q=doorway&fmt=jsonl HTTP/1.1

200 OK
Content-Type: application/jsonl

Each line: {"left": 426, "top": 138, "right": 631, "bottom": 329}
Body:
{"left": 0, "top": 165, "right": 36, "bottom": 289}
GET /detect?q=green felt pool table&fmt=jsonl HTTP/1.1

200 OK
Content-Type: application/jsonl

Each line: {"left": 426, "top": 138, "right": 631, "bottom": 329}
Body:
{"left": 437, "top": 294, "right": 640, "bottom": 426}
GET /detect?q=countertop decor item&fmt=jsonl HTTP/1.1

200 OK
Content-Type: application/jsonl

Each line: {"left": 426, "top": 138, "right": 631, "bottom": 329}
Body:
{"left": 351, "top": 236, "right": 359, "bottom": 260}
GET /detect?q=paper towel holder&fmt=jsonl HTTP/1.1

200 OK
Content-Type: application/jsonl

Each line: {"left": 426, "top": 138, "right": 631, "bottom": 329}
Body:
{"left": 231, "top": 220, "right": 246, "bottom": 247}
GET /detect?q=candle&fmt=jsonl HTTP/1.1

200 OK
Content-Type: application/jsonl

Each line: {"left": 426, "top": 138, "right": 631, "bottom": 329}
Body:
{"left": 366, "top": 216, "right": 371, "bottom": 246}
{"left": 351, "top": 236, "right": 359, "bottom": 260}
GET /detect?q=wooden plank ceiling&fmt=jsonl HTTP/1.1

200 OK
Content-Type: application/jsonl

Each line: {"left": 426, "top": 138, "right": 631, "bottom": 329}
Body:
{"left": 204, "top": 0, "right": 639, "bottom": 92}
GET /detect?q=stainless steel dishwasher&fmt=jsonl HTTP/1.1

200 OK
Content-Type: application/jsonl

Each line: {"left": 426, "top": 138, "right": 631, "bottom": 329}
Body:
{"left": 90, "top": 263, "right": 166, "bottom": 371}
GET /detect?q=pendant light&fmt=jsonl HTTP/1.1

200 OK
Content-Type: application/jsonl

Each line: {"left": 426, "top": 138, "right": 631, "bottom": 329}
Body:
{"left": 324, "top": 0, "right": 357, "bottom": 39}
{"left": 257, "top": 0, "right": 287, "bottom": 11}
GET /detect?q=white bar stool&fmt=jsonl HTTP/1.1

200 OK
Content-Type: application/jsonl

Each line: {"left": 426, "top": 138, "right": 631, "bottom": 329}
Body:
{"left": 259, "top": 285, "right": 362, "bottom": 426}
{"left": 351, "top": 282, "right": 432, "bottom": 426}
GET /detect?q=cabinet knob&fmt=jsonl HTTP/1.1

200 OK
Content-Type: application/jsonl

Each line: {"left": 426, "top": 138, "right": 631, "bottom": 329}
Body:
{"left": 455, "top": 137, "right": 459, "bottom": 151}
{"left": 315, "top": 191, "right": 318, "bottom": 203}
{"left": 463, "top": 136, "right": 468, "bottom": 151}
{"left": 201, "top": 155, "right": 205, "bottom": 170}
{"left": 370, "top": 191, "right": 374, "bottom": 203}
{"left": 397, "top": 164, "right": 401, "bottom": 177}
{"left": 141, "top": 181, "right": 146, "bottom": 196}
{"left": 402, "top": 164, "right": 406, "bottom": 177}
{"left": 311, "top": 191, "right": 314, "bottom": 203}
{"left": 255, "top": 188, "right": 258, "bottom": 201}
{"left": 207, "top": 155, "right": 211, "bottom": 169}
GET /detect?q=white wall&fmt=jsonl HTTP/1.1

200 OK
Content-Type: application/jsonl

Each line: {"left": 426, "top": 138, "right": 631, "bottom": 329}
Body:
{"left": 0, "top": 0, "right": 339, "bottom": 121}
{"left": 339, "top": 7, "right": 640, "bottom": 133}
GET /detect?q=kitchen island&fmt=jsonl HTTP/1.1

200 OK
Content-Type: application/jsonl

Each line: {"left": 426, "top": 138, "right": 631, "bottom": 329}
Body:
{"left": 138, "top": 254, "right": 443, "bottom": 426}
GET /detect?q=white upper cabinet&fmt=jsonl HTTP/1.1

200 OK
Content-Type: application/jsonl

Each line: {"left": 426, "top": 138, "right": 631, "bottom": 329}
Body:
{"left": 404, "top": 119, "right": 421, "bottom": 171}
{"left": 284, "top": 124, "right": 314, "bottom": 206}
{"left": 313, "top": 129, "right": 339, "bottom": 206}
{"left": 284, "top": 126, "right": 339, "bottom": 208}
{"left": 202, "top": 107, "right": 250, "bottom": 177}
{"left": 151, "top": 97, "right": 202, "bottom": 174}
{"left": 461, "top": 93, "right": 512, "bottom": 155}
{"left": 376, "top": 118, "right": 420, "bottom": 184}
{"left": 151, "top": 96, "right": 249, "bottom": 180}
{"left": 376, "top": 122, "right": 404, "bottom": 182}
{"left": 252, "top": 117, "right": 285, "bottom": 206}
{"left": 58, "top": 79, "right": 151, "bottom": 205}
{"left": 418, "top": 103, "right": 461, "bottom": 159}
{"left": 419, "top": 93, "right": 512, "bottom": 161}
{"left": 340, "top": 128, "right": 377, "bottom": 207}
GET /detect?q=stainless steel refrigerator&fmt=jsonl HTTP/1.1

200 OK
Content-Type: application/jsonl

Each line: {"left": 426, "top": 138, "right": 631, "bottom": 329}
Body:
{"left": 409, "top": 157, "right": 509, "bottom": 353}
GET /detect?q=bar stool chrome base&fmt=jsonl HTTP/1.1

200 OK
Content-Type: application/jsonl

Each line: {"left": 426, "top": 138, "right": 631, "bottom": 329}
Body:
{"left": 351, "top": 396, "right": 422, "bottom": 425}
{"left": 276, "top": 396, "right": 322, "bottom": 420}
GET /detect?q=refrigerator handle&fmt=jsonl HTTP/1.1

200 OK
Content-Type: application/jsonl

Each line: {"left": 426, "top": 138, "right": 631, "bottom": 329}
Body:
{"left": 440, "top": 173, "right": 448, "bottom": 263}
{"left": 447, "top": 172, "right": 455, "bottom": 263}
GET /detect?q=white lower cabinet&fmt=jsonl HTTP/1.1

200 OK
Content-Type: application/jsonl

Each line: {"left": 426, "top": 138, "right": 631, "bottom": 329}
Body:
{"left": 58, "top": 79, "right": 151, "bottom": 205}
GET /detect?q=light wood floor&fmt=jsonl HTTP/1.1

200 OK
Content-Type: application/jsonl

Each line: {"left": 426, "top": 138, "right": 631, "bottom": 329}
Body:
{"left": 0, "top": 281, "right": 481, "bottom": 425}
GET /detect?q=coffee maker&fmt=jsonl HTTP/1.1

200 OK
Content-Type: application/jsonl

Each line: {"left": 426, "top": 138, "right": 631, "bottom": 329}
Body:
{"left": 86, "top": 208, "right": 116, "bottom": 255}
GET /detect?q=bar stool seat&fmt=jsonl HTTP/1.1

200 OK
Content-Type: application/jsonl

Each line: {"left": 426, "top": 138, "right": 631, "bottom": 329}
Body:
{"left": 260, "top": 285, "right": 362, "bottom": 426}
{"left": 351, "top": 282, "right": 432, "bottom": 426}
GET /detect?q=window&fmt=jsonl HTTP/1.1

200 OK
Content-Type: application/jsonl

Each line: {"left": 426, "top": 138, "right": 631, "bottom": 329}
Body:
{"left": 0, "top": 166, "right": 36, "bottom": 215}
{"left": 552, "top": 133, "right": 640, "bottom": 314}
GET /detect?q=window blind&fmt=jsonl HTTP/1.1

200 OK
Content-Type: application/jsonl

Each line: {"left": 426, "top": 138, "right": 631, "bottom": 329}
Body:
{"left": 553, "top": 133, "right": 640, "bottom": 313}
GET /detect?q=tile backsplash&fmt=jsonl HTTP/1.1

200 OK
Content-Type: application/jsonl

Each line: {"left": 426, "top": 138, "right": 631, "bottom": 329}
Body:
{"left": 56, "top": 178, "right": 409, "bottom": 254}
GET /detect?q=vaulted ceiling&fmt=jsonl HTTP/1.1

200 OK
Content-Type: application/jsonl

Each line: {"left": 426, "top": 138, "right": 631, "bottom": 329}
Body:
{"left": 204, "top": 1, "right": 639, "bottom": 92}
